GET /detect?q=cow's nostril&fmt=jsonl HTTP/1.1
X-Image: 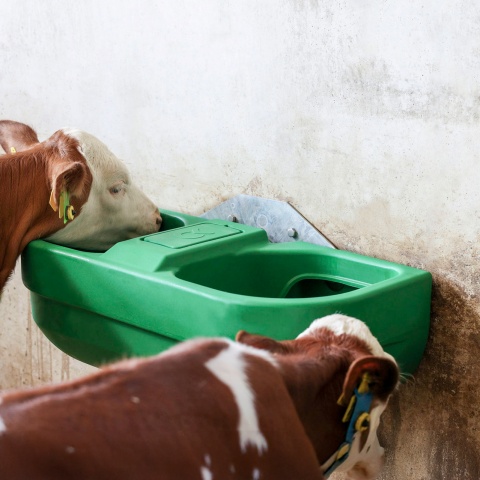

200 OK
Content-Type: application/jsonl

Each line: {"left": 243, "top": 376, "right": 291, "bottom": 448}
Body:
{"left": 155, "top": 213, "right": 162, "bottom": 230}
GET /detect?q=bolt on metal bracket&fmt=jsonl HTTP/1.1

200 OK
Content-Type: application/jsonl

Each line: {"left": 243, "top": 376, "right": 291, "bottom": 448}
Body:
{"left": 200, "top": 194, "right": 335, "bottom": 248}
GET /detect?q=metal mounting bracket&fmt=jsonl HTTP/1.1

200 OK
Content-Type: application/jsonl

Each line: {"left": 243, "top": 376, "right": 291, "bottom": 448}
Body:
{"left": 200, "top": 194, "right": 335, "bottom": 248}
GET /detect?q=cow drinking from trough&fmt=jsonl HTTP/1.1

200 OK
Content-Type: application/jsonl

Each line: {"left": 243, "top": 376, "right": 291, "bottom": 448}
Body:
{"left": 0, "top": 314, "right": 399, "bottom": 479}
{"left": 0, "top": 120, "right": 162, "bottom": 293}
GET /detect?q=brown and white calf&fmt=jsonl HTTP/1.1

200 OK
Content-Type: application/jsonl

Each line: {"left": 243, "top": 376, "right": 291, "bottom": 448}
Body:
{"left": 0, "top": 120, "right": 161, "bottom": 293}
{"left": 0, "top": 314, "right": 398, "bottom": 480}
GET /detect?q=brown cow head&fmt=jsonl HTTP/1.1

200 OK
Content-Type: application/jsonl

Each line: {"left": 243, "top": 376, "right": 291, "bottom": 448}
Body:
{"left": 236, "top": 314, "right": 399, "bottom": 480}
{"left": 0, "top": 120, "right": 162, "bottom": 293}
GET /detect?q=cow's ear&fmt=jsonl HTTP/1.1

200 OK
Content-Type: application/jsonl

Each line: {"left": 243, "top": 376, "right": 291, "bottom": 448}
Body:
{"left": 338, "top": 356, "right": 399, "bottom": 406}
{"left": 235, "top": 331, "right": 290, "bottom": 354}
{"left": 0, "top": 120, "right": 39, "bottom": 153}
{"left": 49, "top": 160, "right": 89, "bottom": 212}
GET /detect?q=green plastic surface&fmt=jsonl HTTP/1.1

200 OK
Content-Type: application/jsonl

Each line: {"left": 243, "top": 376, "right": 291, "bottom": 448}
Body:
{"left": 21, "top": 209, "right": 432, "bottom": 374}
{"left": 144, "top": 223, "right": 241, "bottom": 249}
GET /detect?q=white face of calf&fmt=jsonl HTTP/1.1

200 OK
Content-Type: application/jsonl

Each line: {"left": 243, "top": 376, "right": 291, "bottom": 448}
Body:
{"left": 47, "top": 129, "right": 161, "bottom": 251}
{"left": 331, "top": 402, "right": 388, "bottom": 480}
{"left": 298, "top": 314, "right": 397, "bottom": 480}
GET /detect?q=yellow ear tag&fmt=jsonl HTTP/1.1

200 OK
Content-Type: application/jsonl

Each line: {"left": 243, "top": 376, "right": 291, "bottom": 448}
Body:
{"left": 341, "top": 395, "right": 357, "bottom": 423}
{"left": 335, "top": 443, "right": 350, "bottom": 460}
{"left": 355, "top": 412, "right": 371, "bottom": 432}
{"left": 58, "top": 190, "right": 66, "bottom": 220}
{"left": 58, "top": 190, "right": 74, "bottom": 224}
{"left": 66, "top": 205, "right": 76, "bottom": 221}
{"left": 49, "top": 190, "right": 58, "bottom": 211}
{"left": 10, "top": 146, "right": 16, "bottom": 154}
{"left": 358, "top": 373, "right": 371, "bottom": 394}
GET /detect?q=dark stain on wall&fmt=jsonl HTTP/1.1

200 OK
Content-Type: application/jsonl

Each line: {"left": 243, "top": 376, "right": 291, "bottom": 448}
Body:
{"left": 379, "top": 276, "right": 480, "bottom": 479}
{"left": 427, "top": 279, "right": 480, "bottom": 479}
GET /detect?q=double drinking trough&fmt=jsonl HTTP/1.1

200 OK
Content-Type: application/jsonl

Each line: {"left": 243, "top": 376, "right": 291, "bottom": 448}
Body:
{"left": 21, "top": 196, "right": 432, "bottom": 374}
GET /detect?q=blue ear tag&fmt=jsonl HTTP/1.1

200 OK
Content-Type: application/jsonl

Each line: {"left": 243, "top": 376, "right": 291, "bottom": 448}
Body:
{"left": 323, "top": 373, "right": 374, "bottom": 478}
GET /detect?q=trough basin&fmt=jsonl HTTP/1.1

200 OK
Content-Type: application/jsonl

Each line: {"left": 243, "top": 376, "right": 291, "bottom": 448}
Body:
{"left": 21, "top": 210, "right": 432, "bottom": 374}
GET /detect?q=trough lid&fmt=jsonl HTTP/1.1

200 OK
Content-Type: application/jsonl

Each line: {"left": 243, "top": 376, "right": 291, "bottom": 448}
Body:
{"left": 144, "top": 223, "right": 241, "bottom": 249}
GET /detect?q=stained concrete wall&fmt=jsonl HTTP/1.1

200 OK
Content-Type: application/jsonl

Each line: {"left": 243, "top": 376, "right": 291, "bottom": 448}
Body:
{"left": 1, "top": 1, "right": 479, "bottom": 478}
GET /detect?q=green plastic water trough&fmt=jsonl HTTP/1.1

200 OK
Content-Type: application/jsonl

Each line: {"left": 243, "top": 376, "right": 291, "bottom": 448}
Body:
{"left": 21, "top": 210, "right": 432, "bottom": 374}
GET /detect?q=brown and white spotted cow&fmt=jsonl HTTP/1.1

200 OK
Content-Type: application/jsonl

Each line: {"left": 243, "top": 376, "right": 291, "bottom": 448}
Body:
{"left": 0, "top": 314, "right": 398, "bottom": 480}
{"left": 0, "top": 120, "right": 162, "bottom": 293}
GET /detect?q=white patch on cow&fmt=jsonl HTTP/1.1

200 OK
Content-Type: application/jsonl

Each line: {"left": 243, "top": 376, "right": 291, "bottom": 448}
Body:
{"left": 118, "top": 358, "right": 143, "bottom": 370}
{"left": 160, "top": 338, "right": 214, "bottom": 360}
{"left": 0, "top": 398, "right": 5, "bottom": 435}
{"left": 65, "top": 446, "right": 76, "bottom": 454}
{"left": 297, "top": 314, "right": 396, "bottom": 363}
{"left": 200, "top": 466, "right": 213, "bottom": 480}
{"left": 252, "top": 467, "right": 261, "bottom": 479}
{"left": 47, "top": 129, "right": 160, "bottom": 251}
{"left": 0, "top": 415, "right": 7, "bottom": 435}
{"left": 200, "top": 454, "right": 213, "bottom": 480}
{"left": 161, "top": 338, "right": 276, "bottom": 366}
{"left": 205, "top": 341, "right": 270, "bottom": 455}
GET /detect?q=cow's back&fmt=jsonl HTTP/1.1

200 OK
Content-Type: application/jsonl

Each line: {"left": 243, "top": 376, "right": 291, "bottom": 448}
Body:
{"left": 0, "top": 338, "right": 324, "bottom": 480}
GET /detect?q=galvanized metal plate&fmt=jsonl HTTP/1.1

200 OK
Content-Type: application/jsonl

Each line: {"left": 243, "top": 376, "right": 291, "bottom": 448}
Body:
{"left": 200, "top": 194, "right": 335, "bottom": 248}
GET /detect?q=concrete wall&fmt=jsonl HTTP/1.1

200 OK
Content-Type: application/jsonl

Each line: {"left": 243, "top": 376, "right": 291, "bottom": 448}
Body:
{"left": 1, "top": 1, "right": 479, "bottom": 477}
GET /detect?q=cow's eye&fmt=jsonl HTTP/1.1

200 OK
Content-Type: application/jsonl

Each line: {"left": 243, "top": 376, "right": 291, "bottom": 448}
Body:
{"left": 109, "top": 183, "right": 125, "bottom": 195}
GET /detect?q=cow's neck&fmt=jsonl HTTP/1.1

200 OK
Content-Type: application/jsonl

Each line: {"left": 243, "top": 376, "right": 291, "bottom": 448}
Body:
{"left": 0, "top": 156, "right": 62, "bottom": 292}
{"left": 278, "top": 353, "right": 352, "bottom": 467}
